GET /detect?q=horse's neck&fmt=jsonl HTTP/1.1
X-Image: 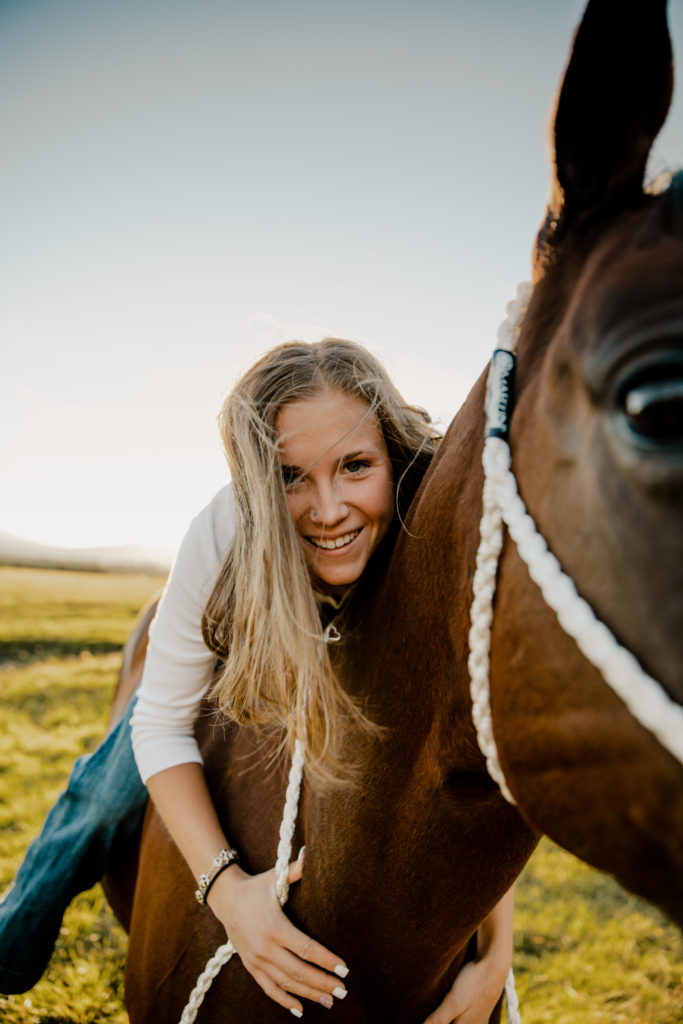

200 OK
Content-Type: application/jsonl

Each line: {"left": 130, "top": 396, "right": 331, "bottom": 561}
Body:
{"left": 341, "top": 376, "right": 488, "bottom": 732}
{"left": 293, "top": 387, "right": 536, "bottom": 1009}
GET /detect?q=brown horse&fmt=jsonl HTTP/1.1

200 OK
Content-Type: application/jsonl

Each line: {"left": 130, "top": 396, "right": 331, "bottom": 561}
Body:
{"left": 107, "top": 0, "right": 683, "bottom": 1020}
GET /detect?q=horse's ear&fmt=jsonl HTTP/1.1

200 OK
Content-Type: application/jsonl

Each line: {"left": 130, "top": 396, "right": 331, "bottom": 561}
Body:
{"left": 536, "top": 0, "right": 673, "bottom": 269}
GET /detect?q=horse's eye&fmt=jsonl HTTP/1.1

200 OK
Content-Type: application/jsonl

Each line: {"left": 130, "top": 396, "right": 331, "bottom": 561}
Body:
{"left": 622, "top": 378, "right": 683, "bottom": 443}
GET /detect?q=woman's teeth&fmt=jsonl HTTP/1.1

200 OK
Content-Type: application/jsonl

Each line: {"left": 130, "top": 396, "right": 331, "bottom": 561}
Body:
{"left": 311, "top": 530, "right": 360, "bottom": 550}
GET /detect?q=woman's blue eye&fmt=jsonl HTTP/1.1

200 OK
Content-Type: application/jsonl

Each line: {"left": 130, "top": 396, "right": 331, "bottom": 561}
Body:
{"left": 345, "top": 459, "right": 369, "bottom": 474}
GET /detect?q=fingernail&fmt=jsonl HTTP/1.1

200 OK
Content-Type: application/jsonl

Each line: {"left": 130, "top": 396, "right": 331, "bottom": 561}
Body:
{"left": 298, "top": 845, "right": 306, "bottom": 859}
{"left": 319, "top": 995, "right": 333, "bottom": 1009}
{"left": 290, "top": 1009, "right": 303, "bottom": 1018}
{"left": 334, "top": 963, "right": 349, "bottom": 979}
{"left": 332, "top": 986, "right": 347, "bottom": 1000}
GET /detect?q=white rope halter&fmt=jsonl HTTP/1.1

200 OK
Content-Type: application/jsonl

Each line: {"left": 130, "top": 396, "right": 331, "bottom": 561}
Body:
{"left": 468, "top": 282, "right": 683, "bottom": 807}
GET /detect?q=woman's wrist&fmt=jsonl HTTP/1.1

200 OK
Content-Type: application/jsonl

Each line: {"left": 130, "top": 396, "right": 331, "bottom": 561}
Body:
{"left": 475, "top": 944, "right": 511, "bottom": 989}
{"left": 195, "top": 846, "right": 240, "bottom": 905}
{"left": 475, "top": 926, "right": 512, "bottom": 978}
{"left": 205, "top": 861, "right": 246, "bottom": 914}
{"left": 473, "top": 886, "right": 514, "bottom": 989}
{"left": 476, "top": 924, "right": 512, "bottom": 963}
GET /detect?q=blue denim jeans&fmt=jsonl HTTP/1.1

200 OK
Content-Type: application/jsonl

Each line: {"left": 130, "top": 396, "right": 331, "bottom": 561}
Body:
{"left": 0, "top": 695, "right": 148, "bottom": 994}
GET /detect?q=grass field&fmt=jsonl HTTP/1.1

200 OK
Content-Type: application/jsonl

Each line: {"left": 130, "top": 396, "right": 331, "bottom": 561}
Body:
{"left": 0, "top": 565, "right": 681, "bottom": 1023}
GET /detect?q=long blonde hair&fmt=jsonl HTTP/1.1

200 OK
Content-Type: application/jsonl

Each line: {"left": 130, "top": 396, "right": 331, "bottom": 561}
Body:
{"left": 202, "top": 338, "right": 440, "bottom": 783}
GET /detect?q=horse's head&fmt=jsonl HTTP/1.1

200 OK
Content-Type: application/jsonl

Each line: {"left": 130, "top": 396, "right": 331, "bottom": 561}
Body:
{"left": 513, "top": 0, "right": 683, "bottom": 697}
{"left": 490, "top": 0, "right": 683, "bottom": 924}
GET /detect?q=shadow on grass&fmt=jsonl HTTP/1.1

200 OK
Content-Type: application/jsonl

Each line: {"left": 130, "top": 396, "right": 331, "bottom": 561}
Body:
{"left": 36, "top": 1018, "right": 80, "bottom": 1023}
{"left": 0, "top": 640, "right": 122, "bottom": 663}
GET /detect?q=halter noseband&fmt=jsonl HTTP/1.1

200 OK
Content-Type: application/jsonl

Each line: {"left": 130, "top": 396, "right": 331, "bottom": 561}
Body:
{"left": 468, "top": 283, "right": 683, "bottom": 805}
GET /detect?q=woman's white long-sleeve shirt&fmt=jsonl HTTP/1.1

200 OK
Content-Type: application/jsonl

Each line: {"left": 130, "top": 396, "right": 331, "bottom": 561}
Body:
{"left": 130, "top": 485, "right": 236, "bottom": 784}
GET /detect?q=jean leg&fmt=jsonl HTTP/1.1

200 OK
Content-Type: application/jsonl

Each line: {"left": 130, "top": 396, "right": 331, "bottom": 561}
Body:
{"left": 0, "top": 696, "right": 147, "bottom": 994}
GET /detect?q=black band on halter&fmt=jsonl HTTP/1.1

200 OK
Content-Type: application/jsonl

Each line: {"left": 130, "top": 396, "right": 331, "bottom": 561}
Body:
{"left": 485, "top": 349, "right": 516, "bottom": 439}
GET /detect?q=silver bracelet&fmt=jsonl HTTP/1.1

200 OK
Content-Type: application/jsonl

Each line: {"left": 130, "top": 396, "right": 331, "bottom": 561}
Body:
{"left": 195, "top": 846, "right": 239, "bottom": 905}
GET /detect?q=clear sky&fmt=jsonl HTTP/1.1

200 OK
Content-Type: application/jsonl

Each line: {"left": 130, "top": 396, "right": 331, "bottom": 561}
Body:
{"left": 3, "top": 0, "right": 682, "bottom": 553}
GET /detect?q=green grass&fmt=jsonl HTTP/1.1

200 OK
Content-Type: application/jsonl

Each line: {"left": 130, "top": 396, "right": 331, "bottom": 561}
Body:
{"left": 0, "top": 567, "right": 165, "bottom": 662}
{"left": 0, "top": 567, "right": 164, "bottom": 1024}
{"left": 0, "top": 652, "right": 131, "bottom": 1024}
{"left": 514, "top": 843, "right": 682, "bottom": 1023}
{"left": 0, "top": 566, "right": 681, "bottom": 1023}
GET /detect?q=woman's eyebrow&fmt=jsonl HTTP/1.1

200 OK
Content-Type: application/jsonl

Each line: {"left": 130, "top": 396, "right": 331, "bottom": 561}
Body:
{"left": 341, "top": 448, "right": 382, "bottom": 460}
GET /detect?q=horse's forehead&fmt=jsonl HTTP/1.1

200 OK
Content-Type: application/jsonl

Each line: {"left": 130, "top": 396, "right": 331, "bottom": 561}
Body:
{"left": 555, "top": 204, "right": 683, "bottom": 358}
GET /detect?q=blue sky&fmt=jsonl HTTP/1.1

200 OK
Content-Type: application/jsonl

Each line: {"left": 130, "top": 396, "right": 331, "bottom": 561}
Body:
{"left": 3, "top": 0, "right": 682, "bottom": 550}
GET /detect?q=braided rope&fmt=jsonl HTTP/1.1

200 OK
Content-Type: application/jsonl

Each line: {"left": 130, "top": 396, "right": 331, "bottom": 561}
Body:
{"left": 468, "top": 283, "right": 532, "bottom": 805}
{"left": 488, "top": 435, "right": 683, "bottom": 766}
{"left": 504, "top": 967, "right": 521, "bottom": 1024}
{"left": 275, "top": 738, "right": 306, "bottom": 905}
{"left": 178, "top": 739, "right": 306, "bottom": 1024}
{"left": 469, "top": 281, "right": 683, "bottom": 817}
{"left": 179, "top": 941, "right": 236, "bottom": 1024}
{"left": 468, "top": 468, "right": 514, "bottom": 802}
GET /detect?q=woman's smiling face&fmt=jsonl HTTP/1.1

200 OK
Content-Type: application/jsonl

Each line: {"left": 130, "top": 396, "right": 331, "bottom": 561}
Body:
{"left": 276, "top": 388, "right": 395, "bottom": 595}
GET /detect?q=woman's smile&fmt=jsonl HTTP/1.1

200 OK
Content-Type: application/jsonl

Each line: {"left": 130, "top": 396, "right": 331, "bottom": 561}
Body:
{"left": 306, "top": 528, "right": 361, "bottom": 552}
{"left": 276, "top": 388, "right": 395, "bottom": 594}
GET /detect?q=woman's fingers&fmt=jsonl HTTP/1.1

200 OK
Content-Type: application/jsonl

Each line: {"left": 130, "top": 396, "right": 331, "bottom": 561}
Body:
{"left": 267, "top": 962, "right": 343, "bottom": 1010}
{"left": 422, "top": 958, "right": 505, "bottom": 1024}
{"left": 251, "top": 967, "right": 304, "bottom": 1018}
{"left": 240, "top": 917, "right": 348, "bottom": 1010}
{"left": 281, "top": 850, "right": 350, "bottom": 986}
{"left": 244, "top": 923, "right": 347, "bottom": 1005}
{"left": 244, "top": 951, "right": 345, "bottom": 1015}
{"left": 210, "top": 860, "right": 349, "bottom": 1010}
{"left": 267, "top": 942, "right": 347, "bottom": 999}
{"left": 284, "top": 919, "right": 349, "bottom": 982}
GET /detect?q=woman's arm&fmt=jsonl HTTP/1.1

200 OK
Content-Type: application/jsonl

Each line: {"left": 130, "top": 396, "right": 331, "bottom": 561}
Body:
{"left": 422, "top": 886, "right": 515, "bottom": 1024}
{"left": 132, "top": 491, "right": 349, "bottom": 1014}
{"left": 146, "top": 763, "right": 349, "bottom": 1017}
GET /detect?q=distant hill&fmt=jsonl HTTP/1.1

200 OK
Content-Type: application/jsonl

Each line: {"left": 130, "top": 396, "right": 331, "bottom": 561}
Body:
{"left": 0, "top": 531, "right": 172, "bottom": 574}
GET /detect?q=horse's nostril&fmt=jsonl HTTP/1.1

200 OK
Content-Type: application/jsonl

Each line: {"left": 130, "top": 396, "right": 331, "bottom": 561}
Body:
{"left": 623, "top": 380, "right": 683, "bottom": 442}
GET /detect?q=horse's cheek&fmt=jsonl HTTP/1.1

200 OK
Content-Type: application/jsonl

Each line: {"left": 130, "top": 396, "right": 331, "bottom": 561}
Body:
{"left": 490, "top": 542, "right": 683, "bottom": 924}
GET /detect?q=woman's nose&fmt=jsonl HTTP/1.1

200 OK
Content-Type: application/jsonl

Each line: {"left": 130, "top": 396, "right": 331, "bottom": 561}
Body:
{"left": 310, "top": 480, "right": 348, "bottom": 525}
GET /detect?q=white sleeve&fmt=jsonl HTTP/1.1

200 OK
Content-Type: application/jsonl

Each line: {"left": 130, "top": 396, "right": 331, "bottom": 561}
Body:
{"left": 130, "top": 484, "right": 236, "bottom": 784}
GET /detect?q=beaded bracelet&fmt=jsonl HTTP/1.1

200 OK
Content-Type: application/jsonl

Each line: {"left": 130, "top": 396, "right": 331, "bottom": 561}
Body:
{"left": 195, "top": 847, "right": 240, "bottom": 905}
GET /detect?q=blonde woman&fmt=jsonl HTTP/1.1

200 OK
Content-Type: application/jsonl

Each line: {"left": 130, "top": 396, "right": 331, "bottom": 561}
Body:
{"left": 1, "top": 339, "right": 514, "bottom": 1023}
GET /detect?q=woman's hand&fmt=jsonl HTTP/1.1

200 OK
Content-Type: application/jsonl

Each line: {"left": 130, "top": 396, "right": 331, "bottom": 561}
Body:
{"left": 208, "top": 849, "right": 349, "bottom": 1017}
{"left": 423, "top": 885, "right": 515, "bottom": 1024}
{"left": 421, "top": 956, "right": 507, "bottom": 1024}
